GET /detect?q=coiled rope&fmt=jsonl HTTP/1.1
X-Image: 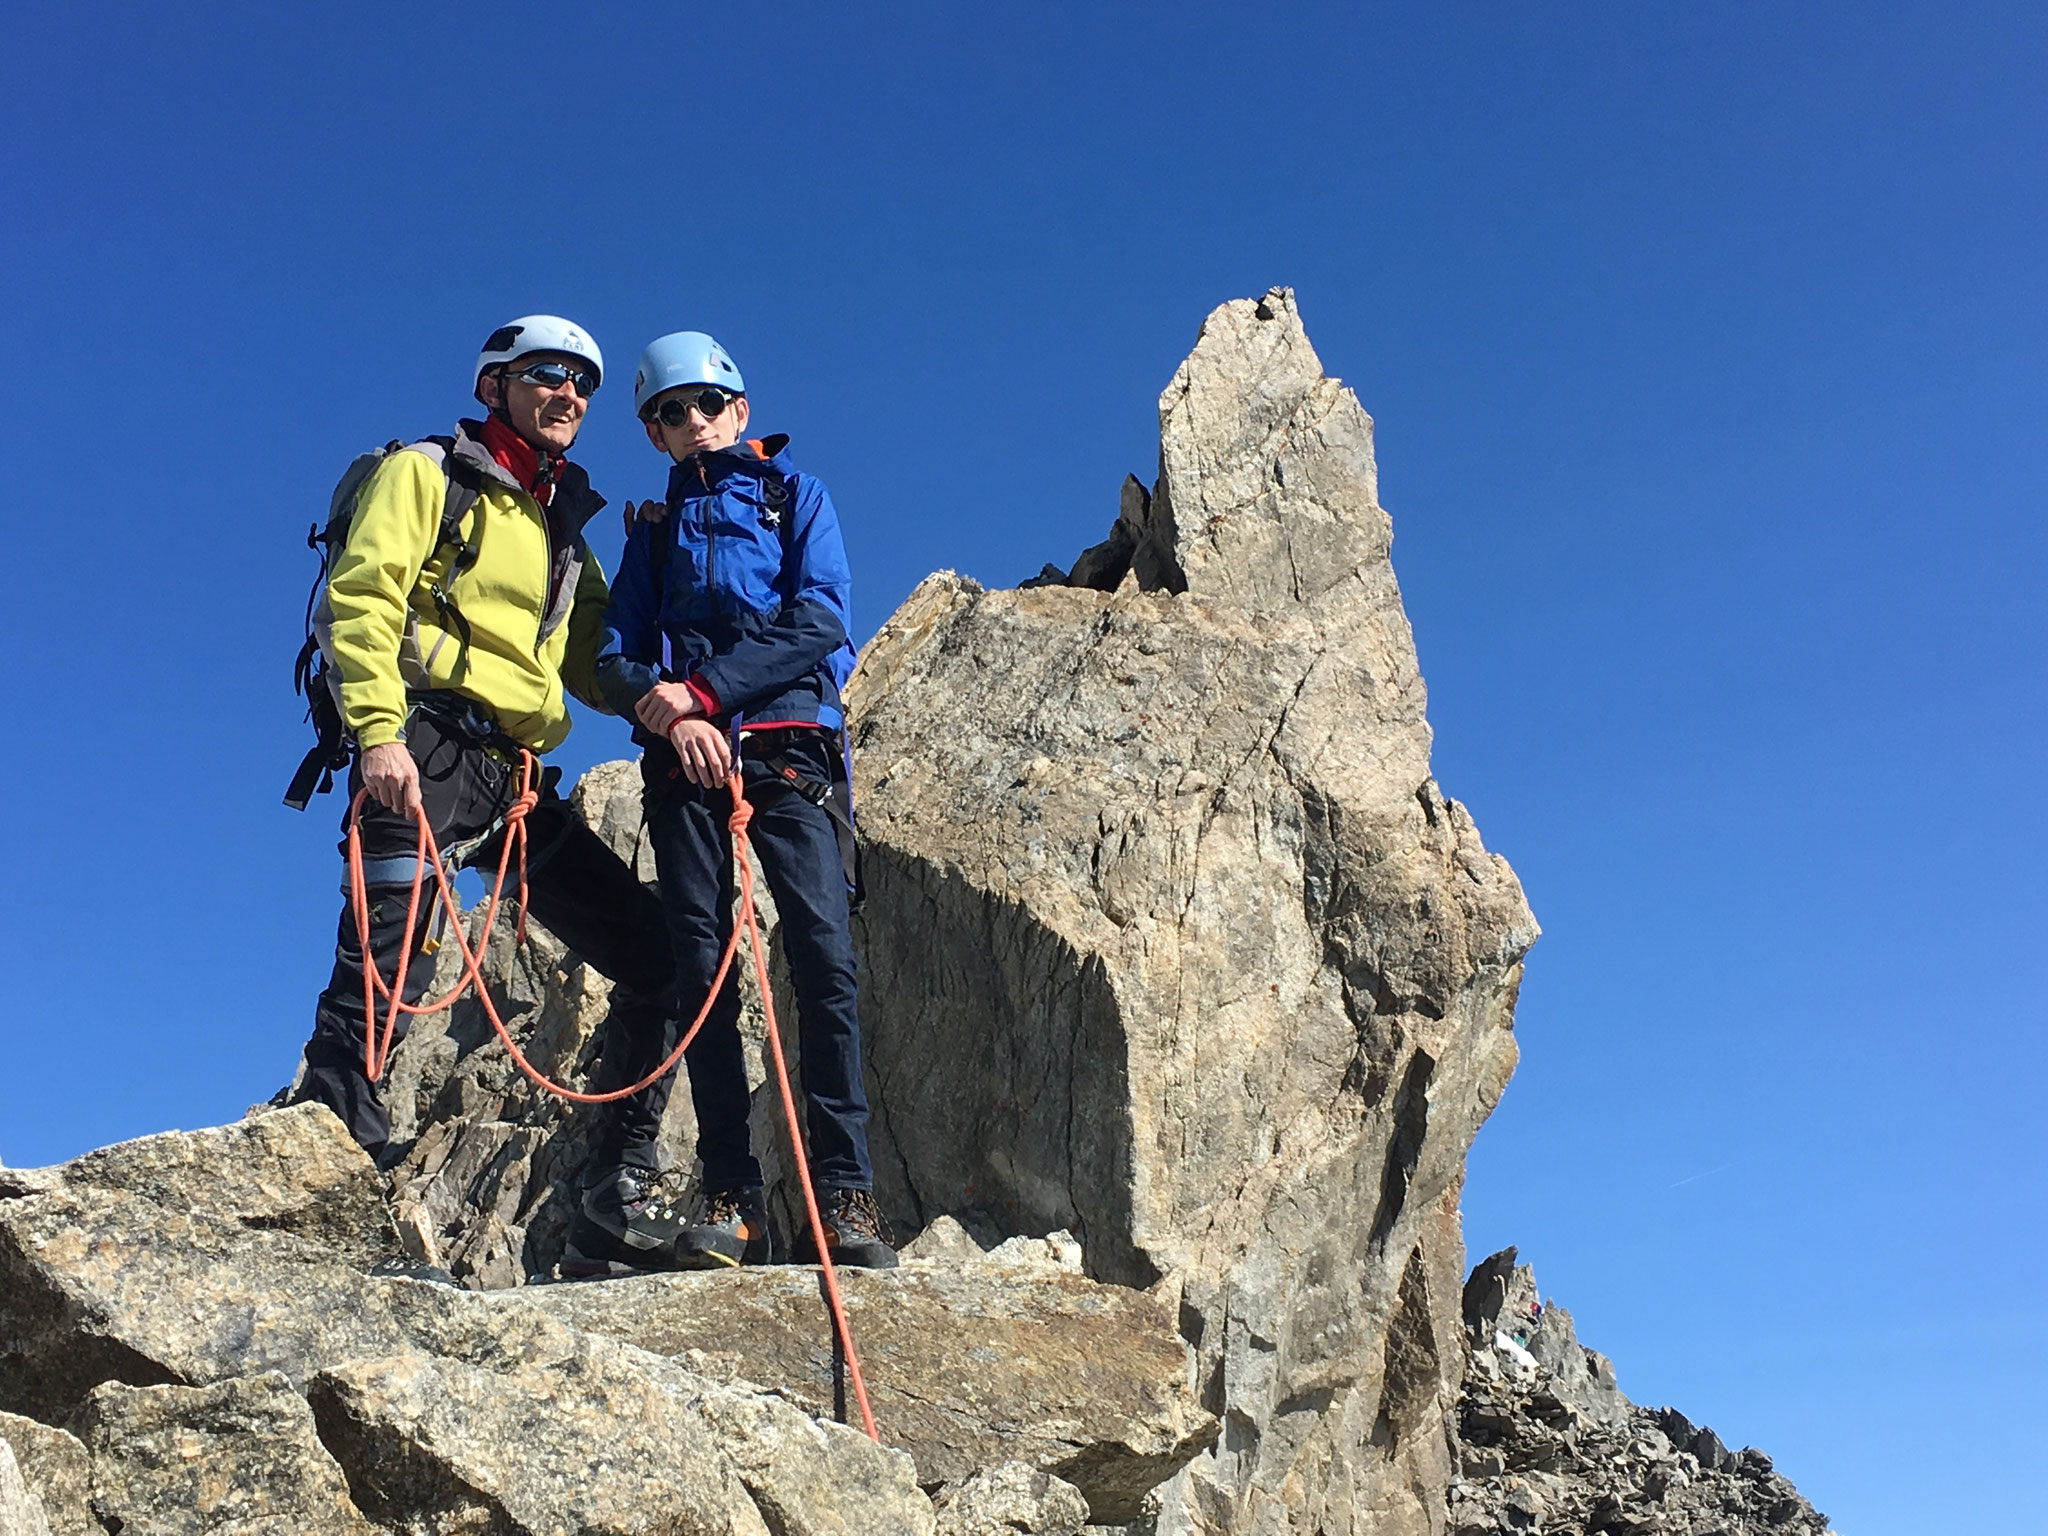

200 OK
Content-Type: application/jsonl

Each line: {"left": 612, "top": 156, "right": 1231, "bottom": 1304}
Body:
{"left": 344, "top": 744, "right": 880, "bottom": 1441}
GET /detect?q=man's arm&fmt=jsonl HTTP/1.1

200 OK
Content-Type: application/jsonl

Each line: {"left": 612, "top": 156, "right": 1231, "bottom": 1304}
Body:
{"left": 560, "top": 549, "right": 616, "bottom": 715}
{"left": 692, "top": 475, "right": 853, "bottom": 714}
{"left": 593, "top": 509, "right": 665, "bottom": 717}
{"left": 325, "top": 451, "right": 447, "bottom": 750}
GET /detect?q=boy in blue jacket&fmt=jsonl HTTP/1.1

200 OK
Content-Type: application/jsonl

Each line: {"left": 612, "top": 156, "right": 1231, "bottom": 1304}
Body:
{"left": 576, "top": 331, "right": 893, "bottom": 1273}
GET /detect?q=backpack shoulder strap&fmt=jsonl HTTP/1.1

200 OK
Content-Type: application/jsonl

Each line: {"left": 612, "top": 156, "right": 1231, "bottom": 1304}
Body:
{"left": 648, "top": 494, "right": 672, "bottom": 597}
{"left": 412, "top": 440, "right": 482, "bottom": 547}
{"left": 406, "top": 436, "right": 484, "bottom": 683}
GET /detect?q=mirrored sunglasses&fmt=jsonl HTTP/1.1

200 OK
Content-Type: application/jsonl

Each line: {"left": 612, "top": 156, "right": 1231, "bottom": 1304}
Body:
{"left": 509, "top": 360, "right": 600, "bottom": 398}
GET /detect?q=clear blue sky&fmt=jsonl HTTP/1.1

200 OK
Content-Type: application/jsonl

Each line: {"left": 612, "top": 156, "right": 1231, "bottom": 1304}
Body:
{"left": 3, "top": 5, "right": 2041, "bottom": 1530}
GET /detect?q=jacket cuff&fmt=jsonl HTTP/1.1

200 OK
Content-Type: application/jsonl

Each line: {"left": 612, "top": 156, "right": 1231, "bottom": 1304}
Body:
{"left": 695, "top": 658, "right": 743, "bottom": 716}
{"left": 685, "top": 675, "right": 721, "bottom": 717}
{"left": 355, "top": 722, "right": 405, "bottom": 750}
{"left": 595, "top": 655, "right": 660, "bottom": 718}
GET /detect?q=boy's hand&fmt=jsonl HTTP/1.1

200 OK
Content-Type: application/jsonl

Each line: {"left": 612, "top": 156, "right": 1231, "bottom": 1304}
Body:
{"left": 668, "top": 719, "right": 732, "bottom": 787}
{"left": 634, "top": 682, "right": 705, "bottom": 737}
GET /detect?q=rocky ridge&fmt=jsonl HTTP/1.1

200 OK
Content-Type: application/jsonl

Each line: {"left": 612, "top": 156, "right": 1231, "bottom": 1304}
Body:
{"left": 1448, "top": 1251, "right": 1830, "bottom": 1536}
{"left": 0, "top": 1106, "right": 1200, "bottom": 1534}
{"left": 0, "top": 291, "right": 1833, "bottom": 1533}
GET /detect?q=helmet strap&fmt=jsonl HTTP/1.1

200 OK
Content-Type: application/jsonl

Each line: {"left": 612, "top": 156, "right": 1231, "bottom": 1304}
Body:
{"left": 486, "top": 364, "right": 568, "bottom": 470}
{"left": 483, "top": 366, "right": 515, "bottom": 429}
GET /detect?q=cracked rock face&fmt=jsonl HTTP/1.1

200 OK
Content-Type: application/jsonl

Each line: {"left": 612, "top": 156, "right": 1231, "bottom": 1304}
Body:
{"left": 932, "top": 1461, "right": 1092, "bottom": 1536}
{"left": 842, "top": 289, "right": 1537, "bottom": 1536}
{"left": 305, "top": 1333, "right": 917, "bottom": 1536}
{"left": 0, "top": 1104, "right": 1221, "bottom": 1533}
{"left": 75, "top": 1372, "right": 375, "bottom": 1535}
{"left": 0, "top": 1414, "right": 88, "bottom": 1536}
{"left": 0, "top": 1110, "right": 936, "bottom": 1534}
{"left": 526, "top": 1263, "right": 1215, "bottom": 1521}
{"left": 0, "top": 1435, "right": 52, "bottom": 1536}
{"left": 0, "top": 1108, "right": 409, "bottom": 1425}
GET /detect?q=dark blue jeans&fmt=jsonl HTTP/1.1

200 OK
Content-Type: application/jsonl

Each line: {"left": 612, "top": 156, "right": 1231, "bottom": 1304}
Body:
{"left": 644, "top": 730, "right": 872, "bottom": 1193}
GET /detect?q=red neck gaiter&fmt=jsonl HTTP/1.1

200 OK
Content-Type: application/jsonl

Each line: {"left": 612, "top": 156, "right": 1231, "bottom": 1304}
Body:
{"left": 477, "top": 415, "right": 559, "bottom": 506}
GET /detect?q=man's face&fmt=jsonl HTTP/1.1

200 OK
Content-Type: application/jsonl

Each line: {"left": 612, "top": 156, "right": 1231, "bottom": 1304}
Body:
{"left": 481, "top": 351, "right": 592, "bottom": 453}
{"left": 643, "top": 385, "right": 750, "bottom": 461}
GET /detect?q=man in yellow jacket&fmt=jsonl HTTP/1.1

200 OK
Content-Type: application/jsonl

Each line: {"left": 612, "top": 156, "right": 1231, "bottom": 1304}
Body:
{"left": 297, "top": 317, "right": 690, "bottom": 1272}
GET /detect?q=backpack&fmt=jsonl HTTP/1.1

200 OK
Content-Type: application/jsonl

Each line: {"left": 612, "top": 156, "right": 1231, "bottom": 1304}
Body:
{"left": 283, "top": 437, "right": 485, "bottom": 810}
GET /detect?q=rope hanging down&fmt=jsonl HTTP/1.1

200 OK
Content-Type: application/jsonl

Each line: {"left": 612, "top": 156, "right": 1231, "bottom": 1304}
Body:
{"left": 344, "top": 746, "right": 880, "bottom": 1442}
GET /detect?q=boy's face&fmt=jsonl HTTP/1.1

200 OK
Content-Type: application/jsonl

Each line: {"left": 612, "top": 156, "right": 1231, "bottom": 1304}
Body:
{"left": 644, "top": 385, "right": 750, "bottom": 460}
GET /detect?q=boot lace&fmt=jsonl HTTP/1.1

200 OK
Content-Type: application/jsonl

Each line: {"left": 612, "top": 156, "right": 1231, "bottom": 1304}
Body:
{"left": 701, "top": 1189, "right": 747, "bottom": 1226}
{"left": 622, "top": 1166, "right": 688, "bottom": 1223}
{"left": 829, "top": 1189, "right": 891, "bottom": 1243}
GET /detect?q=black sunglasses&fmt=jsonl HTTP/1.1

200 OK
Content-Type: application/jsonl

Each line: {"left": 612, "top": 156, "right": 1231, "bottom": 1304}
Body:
{"left": 508, "top": 360, "right": 600, "bottom": 398}
{"left": 648, "top": 386, "right": 734, "bottom": 427}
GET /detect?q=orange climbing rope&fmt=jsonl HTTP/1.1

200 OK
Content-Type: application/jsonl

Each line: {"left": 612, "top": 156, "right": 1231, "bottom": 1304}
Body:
{"left": 344, "top": 744, "right": 880, "bottom": 1442}
{"left": 347, "top": 751, "right": 736, "bottom": 1102}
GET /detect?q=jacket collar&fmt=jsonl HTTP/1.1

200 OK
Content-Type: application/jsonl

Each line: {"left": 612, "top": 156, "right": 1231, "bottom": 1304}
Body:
{"left": 474, "top": 413, "right": 553, "bottom": 500}
{"left": 452, "top": 420, "right": 605, "bottom": 538}
{"left": 667, "top": 433, "right": 794, "bottom": 498}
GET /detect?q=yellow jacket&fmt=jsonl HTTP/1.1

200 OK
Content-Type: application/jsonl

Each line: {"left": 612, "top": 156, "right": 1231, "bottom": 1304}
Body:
{"left": 323, "top": 426, "right": 613, "bottom": 752}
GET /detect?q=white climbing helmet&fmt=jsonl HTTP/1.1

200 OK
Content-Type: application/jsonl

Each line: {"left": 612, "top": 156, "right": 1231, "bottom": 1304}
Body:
{"left": 473, "top": 315, "right": 605, "bottom": 401}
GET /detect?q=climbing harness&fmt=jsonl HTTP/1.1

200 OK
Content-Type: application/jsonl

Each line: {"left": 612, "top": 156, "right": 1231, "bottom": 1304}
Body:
{"left": 343, "top": 742, "right": 881, "bottom": 1443}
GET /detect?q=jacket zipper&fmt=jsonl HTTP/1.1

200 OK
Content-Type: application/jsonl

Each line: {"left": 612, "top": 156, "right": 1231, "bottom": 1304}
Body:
{"left": 536, "top": 505, "right": 559, "bottom": 658}
{"left": 698, "top": 460, "right": 719, "bottom": 619}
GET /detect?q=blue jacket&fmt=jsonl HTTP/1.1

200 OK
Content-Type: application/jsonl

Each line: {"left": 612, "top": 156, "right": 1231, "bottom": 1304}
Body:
{"left": 595, "top": 435, "right": 855, "bottom": 734}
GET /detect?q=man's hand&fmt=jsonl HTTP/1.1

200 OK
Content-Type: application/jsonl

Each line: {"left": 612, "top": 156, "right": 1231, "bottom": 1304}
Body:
{"left": 634, "top": 681, "right": 705, "bottom": 738}
{"left": 361, "top": 742, "right": 422, "bottom": 817}
{"left": 668, "top": 718, "right": 733, "bottom": 788}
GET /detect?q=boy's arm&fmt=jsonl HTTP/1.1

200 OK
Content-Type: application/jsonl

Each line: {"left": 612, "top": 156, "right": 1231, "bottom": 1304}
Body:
{"left": 325, "top": 451, "right": 446, "bottom": 749}
{"left": 594, "top": 513, "right": 665, "bottom": 717}
{"left": 560, "top": 549, "right": 615, "bottom": 714}
{"left": 693, "top": 475, "right": 853, "bottom": 716}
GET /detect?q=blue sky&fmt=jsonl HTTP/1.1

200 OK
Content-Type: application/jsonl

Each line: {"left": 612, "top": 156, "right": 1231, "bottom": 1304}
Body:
{"left": 3, "top": 4, "right": 2042, "bottom": 1530}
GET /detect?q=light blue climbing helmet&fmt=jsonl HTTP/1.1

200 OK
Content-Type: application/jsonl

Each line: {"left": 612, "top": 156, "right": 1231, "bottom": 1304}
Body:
{"left": 633, "top": 332, "right": 745, "bottom": 419}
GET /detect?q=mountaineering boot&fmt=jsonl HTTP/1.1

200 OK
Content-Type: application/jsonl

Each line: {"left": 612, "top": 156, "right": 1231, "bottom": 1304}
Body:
{"left": 674, "top": 1187, "right": 772, "bottom": 1270}
{"left": 790, "top": 1187, "right": 898, "bottom": 1270}
{"left": 561, "top": 1165, "right": 688, "bottom": 1278}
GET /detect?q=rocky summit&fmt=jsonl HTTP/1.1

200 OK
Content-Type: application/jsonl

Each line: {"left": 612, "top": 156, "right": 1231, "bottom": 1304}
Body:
{"left": 0, "top": 291, "right": 1831, "bottom": 1533}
